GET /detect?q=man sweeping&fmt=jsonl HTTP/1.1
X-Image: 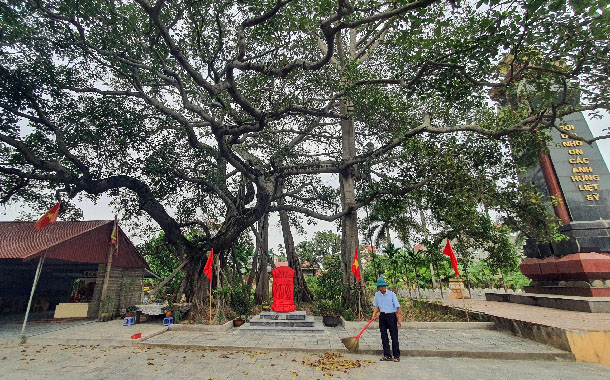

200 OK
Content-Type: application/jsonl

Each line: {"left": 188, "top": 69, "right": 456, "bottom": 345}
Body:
{"left": 372, "top": 276, "right": 401, "bottom": 362}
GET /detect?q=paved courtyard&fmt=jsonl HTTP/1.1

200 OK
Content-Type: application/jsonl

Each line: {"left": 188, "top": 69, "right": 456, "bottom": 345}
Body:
{"left": 1, "top": 343, "right": 608, "bottom": 380}
{"left": 143, "top": 326, "right": 571, "bottom": 360}
{"left": 2, "top": 312, "right": 609, "bottom": 379}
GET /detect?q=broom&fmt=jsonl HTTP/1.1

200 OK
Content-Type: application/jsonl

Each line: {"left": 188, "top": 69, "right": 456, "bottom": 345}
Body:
{"left": 341, "top": 316, "right": 376, "bottom": 353}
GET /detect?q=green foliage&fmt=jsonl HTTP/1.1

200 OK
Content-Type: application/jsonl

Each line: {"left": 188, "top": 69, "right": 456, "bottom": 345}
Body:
{"left": 140, "top": 233, "right": 182, "bottom": 296}
{"left": 313, "top": 254, "right": 345, "bottom": 316}
{"left": 1, "top": 0, "right": 608, "bottom": 309}
{"left": 100, "top": 296, "right": 116, "bottom": 314}
{"left": 224, "top": 272, "right": 253, "bottom": 320}
{"left": 296, "top": 231, "right": 341, "bottom": 269}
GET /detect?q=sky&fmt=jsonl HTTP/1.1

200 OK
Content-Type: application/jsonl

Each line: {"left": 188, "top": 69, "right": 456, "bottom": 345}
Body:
{"left": 1, "top": 111, "right": 609, "bottom": 253}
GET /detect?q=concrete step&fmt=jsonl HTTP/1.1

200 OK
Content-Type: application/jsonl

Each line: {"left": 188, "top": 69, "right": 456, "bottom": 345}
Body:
{"left": 249, "top": 315, "right": 315, "bottom": 327}
{"left": 259, "top": 311, "right": 306, "bottom": 320}
{"left": 238, "top": 321, "right": 326, "bottom": 334}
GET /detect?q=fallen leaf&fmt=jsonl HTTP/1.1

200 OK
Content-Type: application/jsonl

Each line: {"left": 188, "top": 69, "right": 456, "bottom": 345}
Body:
{"left": 147, "top": 362, "right": 155, "bottom": 366}
{"left": 242, "top": 371, "right": 248, "bottom": 375}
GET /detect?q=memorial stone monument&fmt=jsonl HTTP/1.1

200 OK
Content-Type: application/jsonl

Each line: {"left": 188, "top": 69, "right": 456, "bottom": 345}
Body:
{"left": 486, "top": 56, "right": 610, "bottom": 300}
{"left": 518, "top": 112, "right": 610, "bottom": 297}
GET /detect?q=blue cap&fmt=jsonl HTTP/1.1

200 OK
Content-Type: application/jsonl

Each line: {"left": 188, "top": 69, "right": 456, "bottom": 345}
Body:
{"left": 376, "top": 276, "right": 388, "bottom": 287}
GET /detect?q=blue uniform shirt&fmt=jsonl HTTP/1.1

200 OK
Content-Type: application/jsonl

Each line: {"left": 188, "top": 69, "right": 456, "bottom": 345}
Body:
{"left": 373, "top": 289, "right": 400, "bottom": 313}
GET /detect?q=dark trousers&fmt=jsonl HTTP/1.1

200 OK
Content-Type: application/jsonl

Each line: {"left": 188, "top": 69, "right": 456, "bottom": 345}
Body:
{"left": 379, "top": 312, "right": 400, "bottom": 358}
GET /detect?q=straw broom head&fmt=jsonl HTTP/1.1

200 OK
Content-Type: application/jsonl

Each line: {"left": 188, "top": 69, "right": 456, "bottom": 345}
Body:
{"left": 341, "top": 336, "right": 360, "bottom": 353}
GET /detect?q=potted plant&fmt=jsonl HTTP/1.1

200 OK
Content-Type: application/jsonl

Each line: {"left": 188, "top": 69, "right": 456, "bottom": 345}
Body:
{"left": 162, "top": 299, "right": 174, "bottom": 318}
{"left": 314, "top": 255, "right": 345, "bottom": 327}
{"left": 125, "top": 305, "right": 137, "bottom": 318}
{"left": 316, "top": 299, "right": 343, "bottom": 327}
{"left": 228, "top": 279, "right": 252, "bottom": 327}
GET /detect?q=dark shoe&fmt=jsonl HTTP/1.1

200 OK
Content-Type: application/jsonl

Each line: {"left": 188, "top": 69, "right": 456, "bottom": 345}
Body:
{"left": 393, "top": 357, "right": 400, "bottom": 362}
{"left": 380, "top": 356, "right": 393, "bottom": 361}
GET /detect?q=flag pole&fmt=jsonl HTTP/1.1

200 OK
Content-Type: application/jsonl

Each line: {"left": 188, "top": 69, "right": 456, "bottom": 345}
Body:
{"left": 20, "top": 250, "right": 47, "bottom": 344}
{"left": 209, "top": 253, "right": 212, "bottom": 325}
{"left": 358, "top": 280, "right": 362, "bottom": 320}
{"left": 99, "top": 216, "right": 117, "bottom": 319}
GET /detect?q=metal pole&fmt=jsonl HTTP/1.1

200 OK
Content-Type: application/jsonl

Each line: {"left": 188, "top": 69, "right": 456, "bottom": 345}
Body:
{"left": 20, "top": 253, "right": 47, "bottom": 343}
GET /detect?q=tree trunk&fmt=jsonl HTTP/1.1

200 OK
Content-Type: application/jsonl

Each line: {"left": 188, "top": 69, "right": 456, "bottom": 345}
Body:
{"left": 339, "top": 98, "right": 365, "bottom": 307}
{"left": 278, "top": 207, "right": 313, "bottom": 303}
{"left": 246, "top": 241, "right": 258, "bottom": 296}
{"left": 420, "top": 210, "right": 437, "bottom": 288}
{"left": 254, "top": 213, "right": 270, "bottom": 305}
{"left": 181, "top": 253, "right": 212, "bottom": 311}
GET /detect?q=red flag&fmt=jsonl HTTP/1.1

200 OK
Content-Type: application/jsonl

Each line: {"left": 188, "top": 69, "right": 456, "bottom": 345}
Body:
{"left": 130, "top": 333, "right": 142, "bottom": 339}
{"left": 351, "top": 247, "right": 361, "bottom": 282}
{"left": 203, "top": 249, "right": 213, "bottom": 281}
{"left": 34, "top": 202, "right": 61, "bottom": 230}
{"left": 110, "top": 219, "right": 119, "bottom": 256}
{"left": 443, "top": 238, "right": 459, "bottom": 277}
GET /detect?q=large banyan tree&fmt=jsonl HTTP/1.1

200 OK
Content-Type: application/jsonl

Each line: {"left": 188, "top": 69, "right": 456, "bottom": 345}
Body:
{"left": 1, "top": 0, "right": 608, "bottom": 307}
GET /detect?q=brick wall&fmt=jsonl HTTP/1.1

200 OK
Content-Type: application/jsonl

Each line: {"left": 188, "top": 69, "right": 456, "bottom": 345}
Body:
{"left": 88, "top": 264, "right": 145, "bottom": 318}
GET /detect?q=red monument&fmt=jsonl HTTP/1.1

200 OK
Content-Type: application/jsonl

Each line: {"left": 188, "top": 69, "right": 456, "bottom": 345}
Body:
{"left": 270, "top": 266, "right": 297, "bottom": 313}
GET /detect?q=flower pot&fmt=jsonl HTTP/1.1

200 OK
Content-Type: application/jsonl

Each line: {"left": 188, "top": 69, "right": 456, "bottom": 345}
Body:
{"left": 125, "top": 311, "right": 135, "bottom": 318}
{"left": 233, "top": 318, "right": 245, "bottom": 327}
{"left": 322, "top": 315, "right": 341, "bottom": 327}
{"left": 165, "top": 310, "right": 173, "bottom": 318}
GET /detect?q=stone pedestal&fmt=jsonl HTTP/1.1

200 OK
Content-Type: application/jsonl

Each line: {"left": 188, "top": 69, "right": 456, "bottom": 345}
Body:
{"left": 448, "top": 279, "right": 470, "bottom": 300}
{"left": 520, "top": 252, "right": 610, "bottom": 297}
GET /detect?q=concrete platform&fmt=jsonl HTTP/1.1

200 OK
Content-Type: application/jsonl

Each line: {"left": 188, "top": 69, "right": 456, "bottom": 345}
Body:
{"left": 238, "top": 320, "right": 326, "bottom": 334}
{"left": 441, "top": 298, "right": 610, "bottom": 366}
{"left": 485, "top": 291, "right": 610, "bottom": 313}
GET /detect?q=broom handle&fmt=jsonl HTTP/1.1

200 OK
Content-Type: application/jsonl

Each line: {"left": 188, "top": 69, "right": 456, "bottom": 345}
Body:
{"left": 355, "top": 316, "right": 376, "bottom": 338}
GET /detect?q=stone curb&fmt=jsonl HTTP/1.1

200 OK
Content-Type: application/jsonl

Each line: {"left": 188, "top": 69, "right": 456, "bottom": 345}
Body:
{"left": 341, "top": 321, "right": 495, "bottom": 330}
{"left": 166, "top": 320, "right": 233, "bottom": 333}
{"left": 137, "top": 342, "right": 574, "bottom": 362}
{"left": 2, "top": 326, "right": 169, "bottom": 347}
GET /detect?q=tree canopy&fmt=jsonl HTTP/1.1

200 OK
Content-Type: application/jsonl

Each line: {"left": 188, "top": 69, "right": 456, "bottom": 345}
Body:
{"left": 1, "top": 0, "right": 608, "bottom": 304}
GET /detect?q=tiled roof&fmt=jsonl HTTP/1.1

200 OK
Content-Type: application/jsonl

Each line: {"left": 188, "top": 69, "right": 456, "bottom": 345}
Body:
{"left": 0, "top": 221, "right": 148, "bottom": 269}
